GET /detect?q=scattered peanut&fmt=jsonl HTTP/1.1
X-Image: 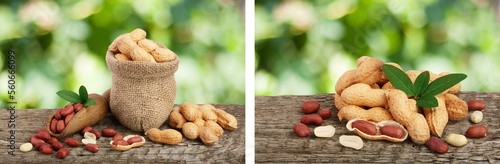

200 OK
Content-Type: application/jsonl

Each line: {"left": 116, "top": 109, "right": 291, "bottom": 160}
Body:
{"left": 19, "top": 143, "right": 33, "bottom": 152}
{"left": 85, "top": 144, "right": 99, "bottom": 153}
{"left": 445, "top": 133, "right": 467, "bottom": 147}
{"left": 102, "top": 129, "right": 117, "bottom": 137}
{"left": 466, "top": 125, "right": 488, "bottom": 138}
{"left": 81, "top": 126, "right": 93, "bottom": 135}
{"left": 39, "top": 145, "right": 53, "bottom": 154}
{"left": 427, "top": 137, "right": 448, "bottom": 154}
{"left": 82, "top": 138, "right": 97, "bottom": 145}
{"left": 302, "top": 100, "right": 320, "bottom": 114}
{"left": 145, "top": 128, "right": 182, "bottom": 145}
{"left": 339, "top": 135, "right": 364, "bottom": 150}
{"left": 467, "top": 100, "right": 485, "bottom": 111}
{"left": 30, "top": 138, "right": 44, "bottom": 147}
{"left": 300, "top": 114, "right": 323, "bottom": 126}
{"left": 470, "top": 111, "right": 483, "bottom": 123}
{"left": 84, "top": 132, "right": 97, "bottom": 140}
{"left": 35, "top": 143, "right": 50, "bottom": 150}
{"left": 318, "top": 109, "right": 332, "bottom": 119}
{"left": 36, "top": 131, "right": 51, "bottom": 141}
{"left": 47, "top": 137, "right": 58, "bottom": 144}
{"left": 52, "top": 141, "right": 63, "bottom": 150}
{"left": 314, "top": 125, "right": 335, "bottom": 138}
{"left": 57, "top": 148, "right": 70, "bottom": 159}
{"left": 64, "top": 138, "right": 81, "bottom": 147}
{"left": 293, "top": 123, "right": 310, "bottom": 137}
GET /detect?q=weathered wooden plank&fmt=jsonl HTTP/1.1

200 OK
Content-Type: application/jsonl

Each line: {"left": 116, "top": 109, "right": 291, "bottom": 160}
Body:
{"left": 256, "top": 92, "right": 499, "bottom": 163}
{"left": 0, "top": 104, "right": 245, "bottom": 163}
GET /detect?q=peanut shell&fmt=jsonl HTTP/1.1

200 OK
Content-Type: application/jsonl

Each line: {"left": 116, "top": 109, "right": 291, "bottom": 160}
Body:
{"left": 182, "top": 122, "right": 199, "bottom": 140}
{"left": 205, "top": 120, "right": 224, "bottom": 138}
{"left": 169, "top": 107, "right": 186, "bottom": 129}
{"left": 346, "top": 118, "right": 408, "bottom": 142}
{"left": 212, "top": 108, "right": 237, "bottom": 130}
{"left": 199, "top": 127, "right": 218, "bottom": 145}
{"left": 145, "top": 128, "right": 182, "bottom": 145}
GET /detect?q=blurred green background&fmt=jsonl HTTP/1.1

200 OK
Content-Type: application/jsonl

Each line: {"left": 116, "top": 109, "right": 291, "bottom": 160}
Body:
{"left": 0, "top": 0, "right": 245, "bottom": 109}
{"left": 256, "top": 0, "right": 500, "bottom": 96}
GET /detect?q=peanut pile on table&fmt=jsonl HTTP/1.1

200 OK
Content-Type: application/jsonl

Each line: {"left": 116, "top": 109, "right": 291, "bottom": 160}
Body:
{"left": 331, "top": 56, "right": 487, "bottom": 153}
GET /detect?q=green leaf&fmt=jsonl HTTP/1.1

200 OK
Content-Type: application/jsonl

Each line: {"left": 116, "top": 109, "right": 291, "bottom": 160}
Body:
{"left": 79, "top": 85, "right": 89, "bottom": 102}
{"left": 57, "top": 90, "right": 82, "bottom": 103}
{"left": 413, "top": 71, "right": 430, "bottom": 97}
{"left": 382, "top": 64, "right": 415, "bottom": 96}
{"left": 417, "top": 95, "right": 439, "bottom": 108}
{"left": 421, "top": 73, "right": 467, "bottom": 97}
{"left": 83, "top": 98, "right": 97, "bottom": 107}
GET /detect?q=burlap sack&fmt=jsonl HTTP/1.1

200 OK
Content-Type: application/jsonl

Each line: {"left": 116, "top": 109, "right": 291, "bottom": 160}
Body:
{"left": 105, "top": 45, "right": 179, "bottom": 132}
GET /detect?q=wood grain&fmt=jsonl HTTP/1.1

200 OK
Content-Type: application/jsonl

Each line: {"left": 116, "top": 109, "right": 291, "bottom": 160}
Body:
{"left": 0, "top": 104, "right": 244, "bottom": 163}
{"left": 256, "top": 92, "right": 499, "bottom": 163}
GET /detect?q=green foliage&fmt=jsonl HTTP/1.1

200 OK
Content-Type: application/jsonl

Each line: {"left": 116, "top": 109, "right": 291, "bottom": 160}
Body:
{"left": 57, "top": 85, "right": 96, "bottom": 106}
{"left": 382, "top": 65, "right": 415, "bottom": 96}
{"left": 382, "top": 64, "right": 466, "bottom": 108}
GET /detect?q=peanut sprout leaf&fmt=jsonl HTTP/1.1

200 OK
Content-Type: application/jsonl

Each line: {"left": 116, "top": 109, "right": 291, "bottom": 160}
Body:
{"left": 413, "top": 71, "right": 430, "bottom": 98}
{"left": 421, "top": 74, "right": 467, "bottom": 97}
{"left": 79, "top": 85, "right": 88, "bottom": 102}
{"left": 382, "top": 64, "right": 415, "bottom": 96}
{"left": 417, "top": 95, "right": 439, "bottom": 108}
{"left": 57, "top": 90, "right": 82, "bottom": 103}
{"left": 83, "top": 98, "right": 96, "bottom": 107}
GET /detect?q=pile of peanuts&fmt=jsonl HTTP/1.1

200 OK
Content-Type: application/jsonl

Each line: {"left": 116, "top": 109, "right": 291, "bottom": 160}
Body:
{"left": 109, "top": 28, "right": 176, "bottom": 63}
{"left": 334, "top": 56, "right": 488, "bottom": 153}
{"left": 293, "top": 101, "right": 333, "bottom": 137}
{"left": 22, "top": 126, "right": 147, "bottom": 159}
{"left": 49, "top": 103, "right": 83, "bottom": 134}
{"left": 158, "top": 102, "right": 237, "bottom": 145}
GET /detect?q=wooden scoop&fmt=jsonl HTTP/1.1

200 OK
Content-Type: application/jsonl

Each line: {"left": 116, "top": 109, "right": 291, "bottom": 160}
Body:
{"left": 46, "top": 94, "right": 109, "bottom": 139}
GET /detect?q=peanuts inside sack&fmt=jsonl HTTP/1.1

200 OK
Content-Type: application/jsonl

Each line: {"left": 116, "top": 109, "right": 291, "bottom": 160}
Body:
{"left": 106, "top": 28, "right": 180, "bottom": 132}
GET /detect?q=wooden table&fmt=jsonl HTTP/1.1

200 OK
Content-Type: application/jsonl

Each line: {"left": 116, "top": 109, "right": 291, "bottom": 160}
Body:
{"left": 0, "top": 104, "right": 245, "bottom": 163}
{"left": 256, "top": 92, "right": 499, "bottom": 163}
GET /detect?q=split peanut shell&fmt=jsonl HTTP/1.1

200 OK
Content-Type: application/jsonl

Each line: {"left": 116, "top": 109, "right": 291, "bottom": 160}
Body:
{"left": 110, "top": 135, "right": 145, "bottom": 151}
{"left": 346, "top": 118, "right": 408, "bottom": 142}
